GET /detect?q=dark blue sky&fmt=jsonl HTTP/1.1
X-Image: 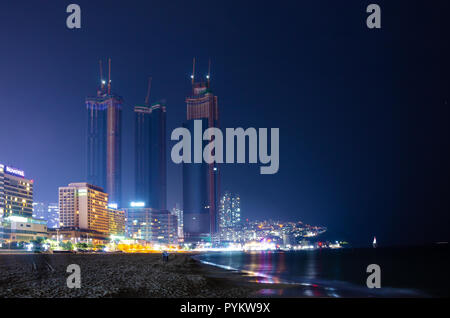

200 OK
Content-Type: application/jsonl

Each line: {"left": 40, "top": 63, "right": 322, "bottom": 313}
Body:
{"left": 0, "top": 0, "right": 448, "bottom": 246}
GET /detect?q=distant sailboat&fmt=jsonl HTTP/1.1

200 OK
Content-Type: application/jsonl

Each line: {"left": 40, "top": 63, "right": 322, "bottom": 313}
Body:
{"left": 373, "top": 236, "right": 377, "bottom": 248}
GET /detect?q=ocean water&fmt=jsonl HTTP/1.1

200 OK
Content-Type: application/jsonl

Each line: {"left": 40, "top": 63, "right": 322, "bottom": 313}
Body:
{"left": 195, "top": 246, "right": 449, "bottom": 297}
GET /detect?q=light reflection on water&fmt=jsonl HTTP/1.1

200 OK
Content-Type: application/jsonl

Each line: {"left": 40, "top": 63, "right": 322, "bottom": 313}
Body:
{"left": 195, "top": 250, "right": 430, "bottom": 297}
{"left": 197, "top": 251, "right": 340, "bottom": 297}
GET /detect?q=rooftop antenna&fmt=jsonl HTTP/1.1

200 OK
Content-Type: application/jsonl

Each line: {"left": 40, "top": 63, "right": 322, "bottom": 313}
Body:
{"left": 191, "top": 57, "right": 195, "bottom": 85}
{"left": 99, "top": 60, "right": 105, "bottom": 91}
{"left": 108, "top": 58, "right": 111, "bottom": 95}
{"left": 207, "top": 58, "right": 211, "bottom": 86}
{"left": 145, "top": 77, "right": 152, "bottom": 106}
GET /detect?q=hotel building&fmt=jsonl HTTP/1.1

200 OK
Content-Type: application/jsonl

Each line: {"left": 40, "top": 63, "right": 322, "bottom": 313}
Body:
{"left": 0, "top": 163, "right": 47, "bottom": 243}
{"left": 0, "top": 164, "right": 34, "bottom": 219}
{"left": 58, "top": 183, "right": 124, "bottom": 236}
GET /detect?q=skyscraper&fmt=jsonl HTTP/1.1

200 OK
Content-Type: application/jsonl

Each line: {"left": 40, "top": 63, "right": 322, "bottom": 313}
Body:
{"left": 171, "top": 203, "right": 183, "bottom": 239}
{"left": 183, "top": 59, "right": 220, "bottom": 242}
{"left": 218, "top": 191, "right": 241, "bottom": 242}
{"left": 219, "top": 191, "right": 241, "bottom": 229}
{"left": 86, "top": 59, "right": 123, "bottom": 207}
{"left": 134, "top": 98, "right": 167, "bottom": 210}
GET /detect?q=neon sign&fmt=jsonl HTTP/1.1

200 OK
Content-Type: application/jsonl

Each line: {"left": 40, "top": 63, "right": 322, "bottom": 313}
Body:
{"left": 108, "top": 203, "right": 118, "bottom": 209}
{"left": 130, "top": 201, "right": 145, "bottom": 207}
{"left": 5, "top": 166, "right": 25, "bottom": 178}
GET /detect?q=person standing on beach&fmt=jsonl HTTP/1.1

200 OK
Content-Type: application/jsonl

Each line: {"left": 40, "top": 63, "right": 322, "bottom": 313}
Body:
{"left": 162, "top": 251, "right": 169, "bottom": 263}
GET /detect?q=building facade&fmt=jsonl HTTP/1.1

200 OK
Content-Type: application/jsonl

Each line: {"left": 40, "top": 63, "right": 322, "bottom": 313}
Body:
{"left": 108, "top": 208, "right": 125, "bottom": 236}
{"left": 219, "top": 191, "right": 241, "bottom": 229}
{"left": 1, "top": 216, "right": 48, "bottom": 243}
{"left": 134, "top": 103, "right": 167, "bottom": 210}
{"left": 183, "top": 80, "right": 220, "bottom": 243}
{"left": 171, "top": 203, "right": 183, "bottom": 239}
{"left": 86, "top": 66, "right": 123, "bottom": 208}
{"left": 0, "top": 164, "right": 48, "bottom": 243}
{"left": 32, "top": 202, "right": 59, "bottom": 229}
{"left": 0, "top": 164, "right": 34, "bottom": 219}
{"left": 218, "top": 191, "right": 241, "bottom": 242}
{"left": 58, "top": 183, "right": 124, "bottom": 235}
{"left": 125, "top": 206, "right": 177, "bottom": 244}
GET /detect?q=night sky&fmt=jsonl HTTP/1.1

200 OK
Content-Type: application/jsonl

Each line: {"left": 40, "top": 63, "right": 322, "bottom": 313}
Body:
{"left": 0, "top": 0, "right": 448, "bottom": 246}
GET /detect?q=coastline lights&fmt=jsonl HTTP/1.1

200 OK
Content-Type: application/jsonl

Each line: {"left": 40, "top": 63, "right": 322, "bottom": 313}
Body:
{"left": 243, "top": 240, "right": 276, "bottom": 251}
{"left": 130, "top": 201, "right": 145, "bottom": 208}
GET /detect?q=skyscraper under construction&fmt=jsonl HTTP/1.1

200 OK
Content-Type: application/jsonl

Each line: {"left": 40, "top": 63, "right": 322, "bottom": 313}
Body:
{"left": 183, "top": 59, "right": 219, "bottom": 242}
{"left": 86, "top": 59, "right": 123, "bottom": 208}
{"left": 134, "top": 78, "right": 167, "bottom": 210}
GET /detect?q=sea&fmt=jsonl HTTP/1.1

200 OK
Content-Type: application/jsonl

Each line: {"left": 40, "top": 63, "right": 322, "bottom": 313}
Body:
{"left": 195, "top": 245, "right": 449, "bottom": 297}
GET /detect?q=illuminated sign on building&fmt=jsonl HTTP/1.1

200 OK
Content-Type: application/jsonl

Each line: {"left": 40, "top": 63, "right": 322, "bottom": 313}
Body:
{"left": 130, "top": 201, "right": 145, "bottom": 207}
{"left": 5, "top": 166, "right": 25, "bottom": 178}
{"left": 108, "top": 203, "right": 118, "bottom": 209}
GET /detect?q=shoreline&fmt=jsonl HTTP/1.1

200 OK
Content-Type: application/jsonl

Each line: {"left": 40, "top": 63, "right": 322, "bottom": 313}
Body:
{"left": 0, "top": 252, "right": 295, "bottom": 298}
{"left": 0, "top": 251, "right": 437, "bottom": 298}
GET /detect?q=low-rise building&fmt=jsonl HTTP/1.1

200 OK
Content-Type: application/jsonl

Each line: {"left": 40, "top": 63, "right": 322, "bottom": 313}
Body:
{"left": 0, "top": 215, "right": 48, "bottom": 243}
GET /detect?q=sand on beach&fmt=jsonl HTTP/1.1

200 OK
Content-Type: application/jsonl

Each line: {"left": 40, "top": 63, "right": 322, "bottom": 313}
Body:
{"left": 0, "top": 252, "right": 292, "bottom": 298}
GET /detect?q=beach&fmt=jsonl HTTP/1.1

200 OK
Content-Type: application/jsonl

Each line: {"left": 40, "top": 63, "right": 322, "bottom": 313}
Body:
{"left": 0, "top": 252, "right": 292, "bottom": 298}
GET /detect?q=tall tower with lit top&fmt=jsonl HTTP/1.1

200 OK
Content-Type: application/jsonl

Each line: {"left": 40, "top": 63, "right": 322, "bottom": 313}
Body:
{"left": 183, "top": 58, "right": 220, "bottom": 242}
{"left": 86, "top": 59, "right": 123, "bottom": 208}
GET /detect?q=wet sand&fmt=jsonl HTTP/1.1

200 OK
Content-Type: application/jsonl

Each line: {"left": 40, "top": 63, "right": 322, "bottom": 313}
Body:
{"left": 0, "top": 252, "right": 296, "bottom": 298}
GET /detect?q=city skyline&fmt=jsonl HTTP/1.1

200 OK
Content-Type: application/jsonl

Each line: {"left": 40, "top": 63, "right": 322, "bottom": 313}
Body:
{"left": 0, "top": 1, "right": 448, "bottom": 247}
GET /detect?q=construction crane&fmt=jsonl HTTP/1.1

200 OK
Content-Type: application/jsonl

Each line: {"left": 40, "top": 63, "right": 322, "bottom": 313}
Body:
{"left": 207, "top": 58, "right": 211, "bottom": 86}
{"left": 108, "top": 58, "right": 111, "bottom": 95}
{"left": 99, "top": 60, "right": 105, "bottom": 90}
{"left": 191, "top": 57, "right": 195, "bottom": 85}
{"left": 145, "top": 77, "right": 152, "bottom": 106}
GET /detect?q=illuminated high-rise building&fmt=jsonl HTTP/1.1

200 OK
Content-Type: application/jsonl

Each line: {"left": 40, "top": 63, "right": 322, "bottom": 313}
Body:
{"left": 219, "top": 191, "right": 241, "bottom": 229}
{"left": 0, "top": 164, "right": 47, "bottom": 243}
{"left": 183, "top": 59, "right": 220, "bottom": 242}
{"left": 134, "top": 99, "right": 167, "bottom": 210}
{"left": 171, "top": 203, "right": 183, "bottom": 239}
{"left": 86, "top": 59, "right": 123, "bottom": 207}
{"left": 218, "top": 191, "right": 241, "bottom": 242}
{"left": 108, "top": 208, "right": 126, "bottom": 236}
{"left": 0, "top": 164, "right": 33, "bottom": 219}
{"left": 58, "top": 182, "right": 124, "bottom": 235}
